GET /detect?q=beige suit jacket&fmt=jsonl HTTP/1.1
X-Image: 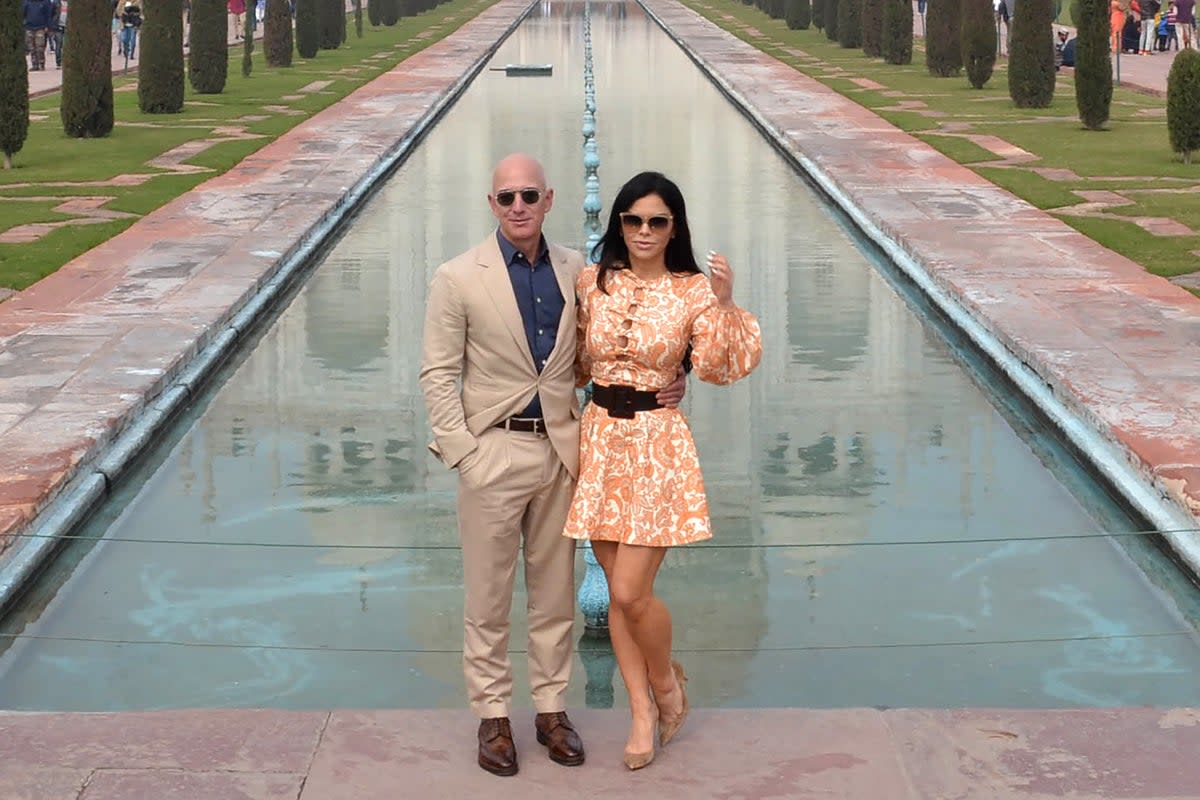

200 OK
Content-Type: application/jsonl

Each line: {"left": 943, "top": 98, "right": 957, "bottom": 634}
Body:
{"left": 419, "top": 233, "right": 585, "bottom": 479}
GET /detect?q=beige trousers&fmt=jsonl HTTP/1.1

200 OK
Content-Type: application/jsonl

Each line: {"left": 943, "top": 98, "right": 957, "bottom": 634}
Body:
{"left": 456, "top": 427, "right": 577, "bottom": 719}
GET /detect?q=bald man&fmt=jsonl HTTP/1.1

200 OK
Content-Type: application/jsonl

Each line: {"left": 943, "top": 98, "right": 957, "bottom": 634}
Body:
{"left": 420, "top": 154, "right": 682, "bottom": 776}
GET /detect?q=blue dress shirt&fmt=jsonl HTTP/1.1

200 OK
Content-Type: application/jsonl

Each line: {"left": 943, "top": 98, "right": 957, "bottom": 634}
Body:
{"left": 497, "top": 232, "right": 564, "bottom": 419}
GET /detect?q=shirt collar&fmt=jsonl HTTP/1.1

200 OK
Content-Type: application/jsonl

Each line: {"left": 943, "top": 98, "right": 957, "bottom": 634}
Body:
{"left": 496, "top": 231, "right": 549, "bottom": 267}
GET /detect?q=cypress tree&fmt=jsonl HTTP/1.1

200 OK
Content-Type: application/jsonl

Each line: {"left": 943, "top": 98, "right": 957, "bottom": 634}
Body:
{"left": 381, "top": 0, "right": 400, "bottom": 25}
{"left": 861, "top": 0, "right": 883, "bottom": 56}
{"left": 838, "top": 0, "right": 861, "bottom": 47}
{"left": 1008, "top": 0, "right": 1055, "bottom": 107}
{"left": 265, "top": 0, "right": 292, "bottom": 67}
{"left": 786, "top": 0, "right": 811, "bottom": 28}
{"left": 962, "top": 0, "right": 996, "bottom": 88}
{"left": 881, "top": 0, "right": 913, "bottom": 64}
{"left": 769, "top": 0, "right": 785, "bottom": 18}
{"left": 926, "top": 0, "right": 962, "bottom": 75}
{"left": 0, "top": 0, "right": 29, "bottom": 167}
{"left": 138, "top": 0, "right": 185, "bottom": 113}
{"left": 367, "top": 0, "right": 381, "bottom": 25}
{"left": 320, "top": 0, "right": 341, "bottom": 49}
{"left": 60, "top": 0, "right": 114, "bottom": 137}
{"left": 825, "top": 0, "right": 839, "bottom": 39}
{"left": 1072, "top": 0, "right": 1112, "bottom": 129}
{"left": 242, "top": 1, "right": 254, "bottom": 77}
{"left": 1167, "top": 49, "right": 1200, "bottom": 163}
{"left": 296, "top": 0, "right": 320, "bottom": 57}
{"left": 813, "top": 0, "right": 825, "bottom": 28}
{"left": 354, "top": 0, "right": 363, "bottom": 36}
{"left": 188, "top": 0, "right": 228, "bottom": 93}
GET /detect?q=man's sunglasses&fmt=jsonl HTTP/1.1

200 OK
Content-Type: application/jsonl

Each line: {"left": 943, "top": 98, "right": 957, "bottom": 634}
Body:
{"left": 495, "top": 188, "right": 544, "bottom": 206}
{"left": 619, "top": 213, "right": 673, "bottom": 232}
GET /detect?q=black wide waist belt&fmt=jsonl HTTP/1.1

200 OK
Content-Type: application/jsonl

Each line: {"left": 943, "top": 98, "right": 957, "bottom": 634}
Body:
{"left": 591, "top": 383, "right": 662, "bottom": 419}
{"left": 495, "top": 417, "right": 547, "bottom": 434}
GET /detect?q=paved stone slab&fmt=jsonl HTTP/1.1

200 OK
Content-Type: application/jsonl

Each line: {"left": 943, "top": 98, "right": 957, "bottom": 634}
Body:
{"left": 303, "top": 708, "right": 913, "bottom": 799}
{"left": 78, "top": 770, "right": 305, "bottom": 800}
{"left": 0, "top": 765, "right": 89, "bottom": 800}
{"left": 886, "top": 708, "right": 1200, "bottom": 798}
{"left": 0, "top": 710, "right": 327, "bottom": 772}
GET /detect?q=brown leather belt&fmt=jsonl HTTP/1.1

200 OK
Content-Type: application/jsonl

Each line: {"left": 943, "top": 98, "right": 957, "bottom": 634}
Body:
{"left": 495, "top": 417, "right": 547, "bottom": 434}
{"left": 591, "top": 383, "right": 662, "bottom": 419}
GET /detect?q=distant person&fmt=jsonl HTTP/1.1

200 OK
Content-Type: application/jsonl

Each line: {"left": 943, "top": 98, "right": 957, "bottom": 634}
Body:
{"left": 229, "top": 0, "right": 246, "bottom": 37}
{"left": 1177, "top": 0, "right": 1196, "bottom": 48}
{"left": 22, "top": 0, "right": 55, "bottom": 72}
{"left": 1140, "top": 0, "right": 1160, "bottom": 54}
{"left": 1061, "top": 33, "right": 1078, "bottom": 66}
{"left": 119, "top": 1, "right": 141, "bottom": 60}
{"left": 996, "top": 0, "right": 1012, "bottom": 55}
{"left": 48, "top": 0, "right": 66, "bottom": 69}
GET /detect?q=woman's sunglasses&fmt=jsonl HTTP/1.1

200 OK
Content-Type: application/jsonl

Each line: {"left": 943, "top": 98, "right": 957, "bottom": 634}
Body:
{"left": 619, "top": 213, "right": 673, "bottom": 232}
{"left": 495, "top": 189, "right": 544, "bottom": 206}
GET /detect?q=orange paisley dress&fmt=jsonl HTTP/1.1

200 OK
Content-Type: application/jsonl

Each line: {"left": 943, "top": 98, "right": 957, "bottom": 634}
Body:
{"left": 563, "top": 263, "right": 763, "bottom": 547}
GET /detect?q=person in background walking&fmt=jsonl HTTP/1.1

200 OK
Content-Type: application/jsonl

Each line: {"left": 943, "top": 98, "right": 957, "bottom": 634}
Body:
{"left": 47, "top": 0, "right": 66, "bottom": 68}
{"left": 1177, "top": 0, "right": 1197, "bottom": 48}
{"left": 119, "top": 1, "right": 141, "bottom": 60}
{"left": 1139, "top": 0, "right": 1160, "bottom": 53}
{"left": 229, "top": 0, "right": 246, "bottom": 38}
{"left": 22, "top": 0, "right": 55, "bottom": 72}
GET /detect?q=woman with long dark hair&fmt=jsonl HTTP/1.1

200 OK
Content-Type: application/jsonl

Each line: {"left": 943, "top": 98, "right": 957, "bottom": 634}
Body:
{"left": 563, "top": 171, "right": 762, "bottom": 769}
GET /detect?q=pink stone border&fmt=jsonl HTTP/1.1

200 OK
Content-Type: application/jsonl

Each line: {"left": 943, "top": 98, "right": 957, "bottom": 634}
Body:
{"left": 642, "top": 0, "right": 1200, "bottom": 566}
{"left": 0, "top": 0, "right": 535, "bottom": 582}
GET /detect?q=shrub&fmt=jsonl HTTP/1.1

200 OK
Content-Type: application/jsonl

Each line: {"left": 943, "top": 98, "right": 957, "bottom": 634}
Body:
{"left": 838, "top": 0, "right": 861, "bottom": 47}
{"left": 265, "top": 0, "right": 293, "bottom": 67}
{"left": 813, "top": 0, "right": 824, "bottom": 28}
{"left": 188, "top": 0, "right": 228, "bottom": 93}
{"left": 355, "top": 0, "right": 363, "bottom": 36}
{"left": 926, "top": 0, "right": 962, "bottom": 75}
{"left": 60, "top": 0, "right": 114, "bottom": 136}
{"left": 368, "top": 0, "right": 381, "bottom": 25}
{"left": 0, "top": 0, "right": 29, "bottom": 165}
{"left": 1167, "top": 49, "right": 1200, "bottom": 163}
{"left": 861, "top": 0, "right": 884, "bottom": 56}
{"left": 1008, "top": 0, "right": 1055, "bottom": 107}
{"left": 786, "top": 0, "right": 811, "bottom": 27}
{"left": 139, "top": 0, "right": 185, "bottom": 112}
{"left": 1072, "top": 0, "right": 1112, "bottom": 129}
{"left": 961, "top": 0, "right": 996, "bottom": 88}
{"left": 296, "top": 0, "right": 320, "bottom": 57}
{"left": 381, "top": 0, "right": 400, "bottom": 25}
{"left": 881, "top": 0, "right": 912, "bottom": 64}
{"left": 825, "top": 0, "right": 839, "bottom": 39}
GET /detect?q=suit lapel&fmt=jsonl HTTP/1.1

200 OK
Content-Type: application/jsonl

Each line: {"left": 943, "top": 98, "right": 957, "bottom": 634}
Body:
{"left": 477, "top": 234, "right": 536, "bottom": 372}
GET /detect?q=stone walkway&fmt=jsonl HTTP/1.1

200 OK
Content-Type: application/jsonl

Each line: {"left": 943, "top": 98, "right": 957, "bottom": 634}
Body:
{"left": 3, "top": 0, "right": 1200, "bottom": 795}
{"left": 3, "top": 707, "right": 1200, "bottom": 799}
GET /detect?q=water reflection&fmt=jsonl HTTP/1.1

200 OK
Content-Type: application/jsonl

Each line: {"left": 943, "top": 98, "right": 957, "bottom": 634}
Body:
{"left": 0, "top": 0, "right": 1199, "bottom": 711}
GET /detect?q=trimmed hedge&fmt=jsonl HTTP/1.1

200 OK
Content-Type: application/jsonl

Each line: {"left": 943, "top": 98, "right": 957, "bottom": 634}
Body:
{"left": 813, "top": 0, "right": 825, "bottom": 28}
{"left": 881, "top": 0, "right": 912, "bottom": 64}
{"left": 139, "top": 0, "right": 185, "bottom": 112}
{"left": 1167, "top": 49, "right": 1200, "bottom": 162}
{"left": 925, "top": 0, "right": 962, "bottom": 76}
{"left": 1008, "top": 0, "right": 1055, "bottom": 107}
{"left": 961, "top": 0, "right": 996, "bottom": 88}
{"left": 0, "top": 0, "right": 30, "bottom": 165}
{"left": 265, "top": 0, "right": 293, "bottom": 67}
{"left": 188, "top": 0, "right": 228, "bottom": 94}
{"left": 1072, "top": 0, "right": 1112, "bottom": 129}
{"left": 838, "top": 0, "right": 861, "bottom": 47}
{"left": 786, "top": 0, "right": 811, "bottom": 28}
{"left": 297, "top": 0, "right": 321, "bottom": 57}
{"left": 60, "top": 0, "right": 114, "bottom": 136}
{"left": 825, "top": 0, "right": 839, "bottom": 39}
{"left": 861, "top": 0, "right": 883, "bottom": 57}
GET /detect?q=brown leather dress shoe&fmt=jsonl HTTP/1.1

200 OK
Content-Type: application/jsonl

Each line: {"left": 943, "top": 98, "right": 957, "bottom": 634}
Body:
{"left": 534, "top": 711, "right": 585, "bottom": 766}
{"left": 477, "top": 717, "right": 518, "bottom": 776}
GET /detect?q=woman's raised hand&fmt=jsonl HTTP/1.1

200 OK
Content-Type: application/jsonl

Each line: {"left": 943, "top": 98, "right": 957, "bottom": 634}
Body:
{"left": 706, "top": 250, "right": 736, "bottom": 309}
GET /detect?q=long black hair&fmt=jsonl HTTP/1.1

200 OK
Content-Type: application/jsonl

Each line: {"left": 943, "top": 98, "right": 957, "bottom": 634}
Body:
{"left": 589, "top": 171, "right": 701, "bottom": 293}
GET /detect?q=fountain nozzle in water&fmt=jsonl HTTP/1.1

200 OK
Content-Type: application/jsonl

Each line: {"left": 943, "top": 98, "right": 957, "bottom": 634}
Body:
{"left": 489, "top": 64, "right": 553, "bottom": 76}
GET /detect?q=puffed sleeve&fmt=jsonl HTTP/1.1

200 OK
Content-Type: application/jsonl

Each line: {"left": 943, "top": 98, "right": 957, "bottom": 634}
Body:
{"left": 574, "top": 265, "right": 597, "bottom": 388}
{"left": 688, "top": 277, "right": 762, "bottom": 385}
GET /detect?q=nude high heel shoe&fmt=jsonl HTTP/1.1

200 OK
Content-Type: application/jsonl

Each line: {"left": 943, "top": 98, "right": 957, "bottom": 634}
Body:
{"left": 623, "top": 705, "right": 659, "bottom": 770}
{"left": 658, "top": 660, "right": 690, "bottom": 747}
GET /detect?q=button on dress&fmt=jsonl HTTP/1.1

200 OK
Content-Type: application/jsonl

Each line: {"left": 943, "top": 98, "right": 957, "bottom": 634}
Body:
{"left": 563, "top": 264, "right": 763, "bottom": 547}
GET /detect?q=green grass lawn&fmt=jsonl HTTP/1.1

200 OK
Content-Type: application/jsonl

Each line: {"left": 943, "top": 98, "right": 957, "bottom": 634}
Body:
{"left": 0, "top": 0, "right": 491, "bottom": 291}
{"left": 685, "top": 0, "right": 1200, "bottom": 285}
